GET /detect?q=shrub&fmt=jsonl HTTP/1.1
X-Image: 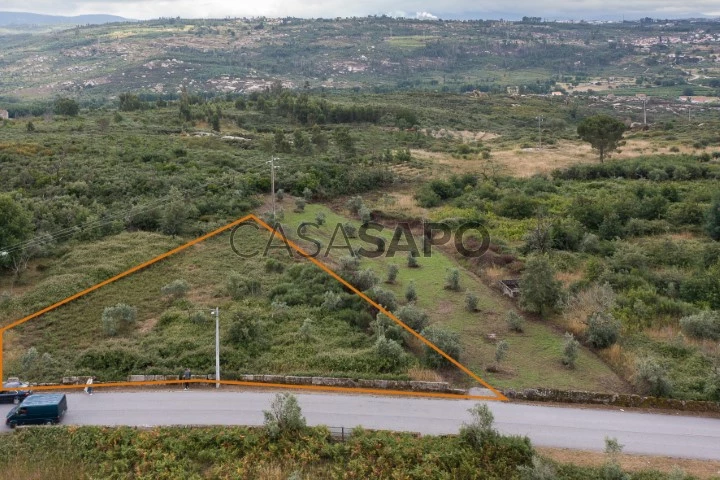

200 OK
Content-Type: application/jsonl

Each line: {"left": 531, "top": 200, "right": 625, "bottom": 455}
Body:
{"left": 359, "top": 206, "right": 372, "bottom": 223}
{"left": 354, "top": 268, "right": 379, "bottom": 291}
{"left": 346, "top": 196, "right": 364, "bottom": 215}
{"left": 634, "top": 357, "right": 673, "bottom": 397}
{"left": 459, "top": 403, "right": 496, "bottom": 447}
{"left": 444, "top": 268, "right": 461, "bottom": 291}
{"left": 297, "top": 318, "right": 314, "bottom": 342}
{"left": 228, "top": 314, "right": 262, "bottom": 346}
{"left": 373, "top": 334, "right": 408, "bottom": 372}
{"left": 368, "top": 286, "right": 398, "bottom": 311}
{"left": 275, "top": 188, "right": 284, "bottom": 201}
{"left": 517, "top": 455, "right": 557, "bottom": 480}
{"left": 415, "top": 186, "right": 442, "bottom": 208}
{"left": 421, "top": 326, "right": 461, "bottom": 368}
{"left": 507, "top": 311, "right": 525, "bottom": 333}
{"left": 294, "top": 198, "right": 306, "bottom": 212}
{"left": 54, "top": 97, "right": 79, "bottom": 116}
{"left": 405, "top": 280, "right": 417, "bottom": 302}
{"left": 227, "top": 274, "right": 260, "bottom": 299}
{"left": 385, "top": 264, "right": 399, "bottom": 284}
{"left": 519, "top": 255, "right": 562, "bottom": 318}
{"left": 263, "top": 393, "right": 306, "bottom": 440}
{"left": 706, "top": 195, "right": 720, "bottom": 241}
{"left": 315, "top": 212, "right": 326, "bottom": 226}
{"left": 344, "top": 222, "right": 358, "bottom": 238}
{"left": 395, "top": 304, "right": 429, "bottom": 331}
{"left": 562, "top": 332, "right": 579, "bottom": 368}
{"left": 465, "top": 291, "right": 479, "bottom": 312}
{"left": 160, "top": 279, "right": 189, "bottom": 300}
{"left": 679, "top": 310, "right": 720, "bottom": 340}
{"left": 495, "top": 340, "right": 509, "bottom": 364}
{"left": 586, "top": 311, "right": 621, "bottom": 348}
{"left": 407, "top": 251, "right": 419, "bottom": 268}
{"left": 101, "top": 304, "right": 137, "bottom": 336}
{"left": 264, "top": 258, "right": 285, "bottom": 274}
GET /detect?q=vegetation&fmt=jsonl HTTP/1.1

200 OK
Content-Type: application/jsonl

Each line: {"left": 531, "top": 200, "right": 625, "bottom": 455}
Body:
{"left": 577, "top": 115, "right": 627, "bottom": 163}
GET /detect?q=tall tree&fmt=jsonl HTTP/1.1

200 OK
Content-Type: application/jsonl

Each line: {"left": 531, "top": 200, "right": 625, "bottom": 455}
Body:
{"left": 0, "top": 194, "right": 33, "bottom": 268}
{"left": 577, "top": 115, "right": 627, "bottom": 162}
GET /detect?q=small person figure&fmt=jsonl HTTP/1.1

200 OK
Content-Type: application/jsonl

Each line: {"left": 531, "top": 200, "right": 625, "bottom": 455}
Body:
{"left": 84, "top": 376, "right": 95, "bottom": 395}
{"left": 183, "top": 368, "right": 191, "bottom": 391}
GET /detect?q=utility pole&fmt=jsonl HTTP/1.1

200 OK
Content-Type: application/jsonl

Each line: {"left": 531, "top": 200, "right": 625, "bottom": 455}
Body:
{"left": 687, "top": 105, "right": 691, "bottom": 124}
{"left": 643, "top": 98, "right": 647, "bottom": 125}
{"left": 537, "top": 116, "right": 544, "bottom": 149}
{"left": 210, "top": 307, "right": 220, "bottom": 389}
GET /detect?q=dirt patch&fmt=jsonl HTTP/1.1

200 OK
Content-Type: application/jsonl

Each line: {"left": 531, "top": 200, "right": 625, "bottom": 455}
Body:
{"left": 424, "top": 128, "right": 499, "bottom": 142}
{"left": 138, "top": 316, "right": 159, "bottom": 334}
{"left": 538, "top": 446, "right": 720, "bottom": 479}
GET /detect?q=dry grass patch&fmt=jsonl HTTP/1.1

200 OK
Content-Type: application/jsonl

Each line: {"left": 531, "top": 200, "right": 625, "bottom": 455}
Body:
{"left": 408, "top": 366, "right": 444, "bottom": 382}
{"left": 538, "top": 447, "right": 720, "bottom": 479}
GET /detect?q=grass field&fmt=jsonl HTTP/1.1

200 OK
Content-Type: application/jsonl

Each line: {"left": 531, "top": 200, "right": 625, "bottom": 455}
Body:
{"left": 280, "top": 202, "right": 628, "bottom": 391}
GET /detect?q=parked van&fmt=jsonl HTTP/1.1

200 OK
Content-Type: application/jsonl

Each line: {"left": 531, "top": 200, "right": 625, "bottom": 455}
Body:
{"left": 5, "top": 393, "right": 67, "bottom": 428}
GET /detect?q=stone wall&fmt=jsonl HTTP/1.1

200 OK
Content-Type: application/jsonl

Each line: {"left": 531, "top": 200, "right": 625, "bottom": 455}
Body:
{"left": 502, "top": 388, "right": 720, "bottom": 413}
{"left": 118, "top": 373, "right": 464, "bottom": 394}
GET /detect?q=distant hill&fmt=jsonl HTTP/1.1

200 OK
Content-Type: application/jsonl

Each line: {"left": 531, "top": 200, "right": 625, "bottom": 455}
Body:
{"left": 0, "top": 11, "right": 128, "bottom": 26}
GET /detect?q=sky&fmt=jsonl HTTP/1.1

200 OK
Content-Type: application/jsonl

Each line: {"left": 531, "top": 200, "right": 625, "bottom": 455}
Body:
{"left": 1, "top": 0, "right": 720, "bottom": 21}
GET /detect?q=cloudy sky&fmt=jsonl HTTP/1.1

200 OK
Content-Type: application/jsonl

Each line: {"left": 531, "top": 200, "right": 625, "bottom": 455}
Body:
{"left": 2, "top": 0, "right": 720, "bottom": 20}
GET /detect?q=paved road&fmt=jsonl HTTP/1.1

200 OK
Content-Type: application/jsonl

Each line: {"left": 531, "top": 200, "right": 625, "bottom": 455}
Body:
{"left": 2, "top": 390, "right": 719, "bottom": 460}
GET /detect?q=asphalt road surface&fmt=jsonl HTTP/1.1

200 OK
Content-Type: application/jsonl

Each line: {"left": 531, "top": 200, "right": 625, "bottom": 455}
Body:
{"left": 2, "top": 390, "right": 719, "bottom": 460}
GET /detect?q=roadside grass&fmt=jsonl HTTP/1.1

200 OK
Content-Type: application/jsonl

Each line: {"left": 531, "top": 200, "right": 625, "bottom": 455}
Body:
{"left": 2, "top": 226, "right": 412, "bottom": 382}
{"left": 280, "top": 202, "right": 626, "bottom": 391}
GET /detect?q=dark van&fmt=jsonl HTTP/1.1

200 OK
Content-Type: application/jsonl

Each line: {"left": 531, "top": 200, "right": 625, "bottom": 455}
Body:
{"left": 5, "top": 393, "right": 67, "bottom": 428}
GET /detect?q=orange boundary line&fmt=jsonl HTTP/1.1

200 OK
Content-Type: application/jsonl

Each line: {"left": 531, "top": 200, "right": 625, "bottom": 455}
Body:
{"left": 1, "top": 214, "right": 506, "bottom": 402}
{"left": 26, "top": 380, "right": 500, "bottom": 400}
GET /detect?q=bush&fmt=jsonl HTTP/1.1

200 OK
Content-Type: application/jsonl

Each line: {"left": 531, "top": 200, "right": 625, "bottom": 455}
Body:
{"left": 227, "top": 274, "right": 260, "bottom": 299}
{"left": 395, "top": 304, "right": 429, "bottom": 331}
{"left": 634, "top": 357, "right": 673, "bottom": 397}
{"left": 297, "top": 318, "right": 314, "bottom": 342}
{"left": 444, "top": 268, "right": 461, "bottom": 291}
{"left": 459, "top": 403, "right": 496, "bottom": 447}
{"left": 368, "top": 286, "right": 398, "bottom": 311}
{"left": 322, "top": 290, "right": 343, "bottom": 311}
{"left": 344, "top": 222, "right": 358, "bottom": 238}
{"left": 465, "top": 291, "right": 479, "bottom": 312}
{"left": 264, "top": 258, "right": 285, "bottom": 274}
{"left": 405, "top": 280, "right": 417, "bottom": 302}
{"left": 706, "top": 195, "right": 720, "bottom": 241}
{"left": 228, "top": 314, "right": 262, "bottom": 346}
{"left": 407, "top": 251, "right": 419, "bottom": 268}
{"left": 586, "top": 311, "right": 621, "bottom": 348}
{"left": 519, "top": 255, "right": 562, "bottom": 318}
{"left": 294, "top": 198, "right": 306, "bottom": 212}
{"left": 373, "top": 334, "right": 408, "bottom": 372}
{"left": 421, "top": 326, "right": 461, "bottom": 368}
{"left": 353, "top": 268, "right": 379, "bottom": 291}
{"left": 359, "top": 206, "right": 372, "bottom": 223}
{"left": 263, "top": 393, "right": 306, "bottom": 440}
{"left": 385, "top": 264, "right": 399, "bottom": 284}
{"left": 506, "top": 311, "right": 525, "bottom": 333}
{"left": 160, "top": 279, "right": 189, "bottom": 300}
{"left": 679, "top": 310, "right": 720, "bottom": 340}
{"left": 495, "top": 340, "right": 509, "bottom": 364}
{"left": 101, "top": 304, "right": 137, "bottom": 336}
{"left": 562, "top": 332, "right": 579, "bottom": 368}
{"left": 346, "top": 196, "right": 364, "bottom": 215}
{"left": 315, "top": 212, "right": 326, "bottom": 225}
{"left": 54, "top": 97, "right": 79, "bottom": 116}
